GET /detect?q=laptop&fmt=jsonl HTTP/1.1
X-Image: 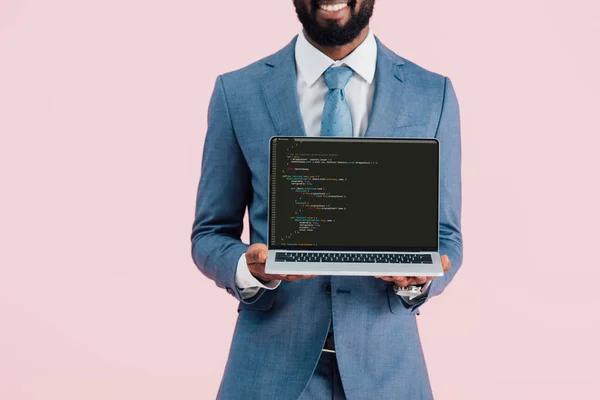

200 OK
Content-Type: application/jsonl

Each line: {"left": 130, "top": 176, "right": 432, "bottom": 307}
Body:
{"left": 265, "top": 136, "right": 444, "bottom": 277}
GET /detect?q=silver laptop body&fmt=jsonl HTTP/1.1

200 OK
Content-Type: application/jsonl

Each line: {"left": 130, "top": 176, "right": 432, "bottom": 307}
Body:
{"left": 265, "top": 136, "right": 444, "bottom": 277}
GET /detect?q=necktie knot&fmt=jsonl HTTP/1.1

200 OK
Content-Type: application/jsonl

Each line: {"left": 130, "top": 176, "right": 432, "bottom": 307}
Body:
{"left": 323, "top": 66, "right": 354, "bottom": 90}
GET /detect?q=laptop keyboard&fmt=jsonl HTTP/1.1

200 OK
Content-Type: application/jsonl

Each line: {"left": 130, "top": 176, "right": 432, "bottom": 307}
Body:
{"left": 274, "top": 252, "right": 432, "bottom": 264}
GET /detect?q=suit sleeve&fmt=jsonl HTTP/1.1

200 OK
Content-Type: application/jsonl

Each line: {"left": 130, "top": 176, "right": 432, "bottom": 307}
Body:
{"left": 402, "top": 76, "right": 464, "bottom": 312}
{"left": 190, "top": 75, "right": 265, "bottom": 303}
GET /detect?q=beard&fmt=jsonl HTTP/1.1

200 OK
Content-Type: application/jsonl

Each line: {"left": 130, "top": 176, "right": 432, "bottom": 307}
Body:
{"left": 294, "top": 0, "right": 375, "bottom": 47}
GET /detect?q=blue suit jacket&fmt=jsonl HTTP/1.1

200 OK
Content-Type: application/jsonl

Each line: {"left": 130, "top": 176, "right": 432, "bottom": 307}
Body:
{"left": 191, "top": 36, "right": 463, "bottom": 400}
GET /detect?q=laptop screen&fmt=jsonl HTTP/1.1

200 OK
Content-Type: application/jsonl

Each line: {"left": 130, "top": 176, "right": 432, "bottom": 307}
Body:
{"left": 269, "top": 137, "right": 439, "bottom": 252}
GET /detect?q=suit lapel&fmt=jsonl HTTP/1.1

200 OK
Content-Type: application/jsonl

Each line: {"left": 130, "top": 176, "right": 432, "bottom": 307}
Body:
{"left": 364, "top": 38, "right": 408, "bottom": 138}
{"left": 261, "top": 36, "right": 414, "bottom": 138}
{"left": 261, "top": 36, "right": 307, "bottom": 137}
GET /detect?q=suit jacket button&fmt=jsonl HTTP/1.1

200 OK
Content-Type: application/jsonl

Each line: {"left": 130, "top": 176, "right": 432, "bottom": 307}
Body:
{"left": 323, "top": 284, "right": 331, "bottom": 294}
{"left": 226, "top": 287, "right": 234, "bottom": 295}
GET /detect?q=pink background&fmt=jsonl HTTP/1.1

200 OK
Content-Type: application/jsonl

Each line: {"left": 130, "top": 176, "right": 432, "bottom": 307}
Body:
{"left": 1, "top": 0, "right": 599, "bottom": 398}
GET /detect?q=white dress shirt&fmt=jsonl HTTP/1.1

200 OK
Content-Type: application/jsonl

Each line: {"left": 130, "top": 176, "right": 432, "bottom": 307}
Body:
{"left": 235, "top": 30, "right": 430, "bottom": 301}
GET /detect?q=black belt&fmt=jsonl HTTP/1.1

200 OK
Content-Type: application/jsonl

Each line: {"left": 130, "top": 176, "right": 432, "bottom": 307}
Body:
{"left": 323, "top": 332, "right": 336, "bottom": 353}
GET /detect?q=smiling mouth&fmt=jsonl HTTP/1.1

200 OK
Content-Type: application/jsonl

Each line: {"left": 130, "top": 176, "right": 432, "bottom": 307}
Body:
{"left": 318, "top": 2, "right": 349, "bottom": 12}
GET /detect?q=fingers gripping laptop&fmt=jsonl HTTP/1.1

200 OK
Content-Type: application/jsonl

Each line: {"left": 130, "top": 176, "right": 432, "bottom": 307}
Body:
{"left": 265, "top": 136, "right": 444, "bottom": 277}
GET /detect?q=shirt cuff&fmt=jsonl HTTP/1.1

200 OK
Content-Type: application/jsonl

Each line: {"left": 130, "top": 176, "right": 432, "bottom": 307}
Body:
{"left": 235, "top": 252, "right": 281, "bottom": 290}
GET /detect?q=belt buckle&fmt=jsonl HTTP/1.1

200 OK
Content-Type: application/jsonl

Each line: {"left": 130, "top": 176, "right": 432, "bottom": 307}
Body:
{"left": 322, "top": 332, "right": 335, "bottom": 353}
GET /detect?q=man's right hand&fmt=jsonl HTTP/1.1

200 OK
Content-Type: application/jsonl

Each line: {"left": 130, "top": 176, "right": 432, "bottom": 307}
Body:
{"left": 246, "top": 243, "right": 317, "bottom": 283}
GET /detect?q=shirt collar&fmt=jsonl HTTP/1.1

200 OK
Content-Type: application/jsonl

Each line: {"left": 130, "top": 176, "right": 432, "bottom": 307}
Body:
{"left": 295, "top": 29, "right": 377, "bottom": 87}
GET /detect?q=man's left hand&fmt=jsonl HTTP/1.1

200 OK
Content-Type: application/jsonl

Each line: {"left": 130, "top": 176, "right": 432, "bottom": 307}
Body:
{"left": 375, "top": 255, "right": 452, "bottom": 287}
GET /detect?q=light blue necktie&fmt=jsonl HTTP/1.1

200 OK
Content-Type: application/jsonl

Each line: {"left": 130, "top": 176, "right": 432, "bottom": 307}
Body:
{"left": 321, "top": 66, "right": 354, "bottom": 137}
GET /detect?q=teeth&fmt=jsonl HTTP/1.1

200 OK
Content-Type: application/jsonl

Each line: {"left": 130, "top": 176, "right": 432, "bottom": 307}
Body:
{"left": 319, "top": 3, "right": 348, "bottom": 12}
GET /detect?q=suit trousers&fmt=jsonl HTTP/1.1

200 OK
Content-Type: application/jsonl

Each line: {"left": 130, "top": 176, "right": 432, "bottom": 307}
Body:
{"left": 298, "top": 351, "right": 347, "bottom": 400}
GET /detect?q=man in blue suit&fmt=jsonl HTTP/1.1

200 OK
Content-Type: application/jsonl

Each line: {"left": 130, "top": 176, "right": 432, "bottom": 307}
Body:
{"left": 191, "top": 0, "right": 463, "bottom": 398}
